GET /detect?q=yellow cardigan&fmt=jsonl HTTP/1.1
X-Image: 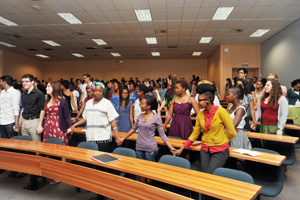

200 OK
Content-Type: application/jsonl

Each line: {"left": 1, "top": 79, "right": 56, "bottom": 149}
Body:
{"left": 188, "top": 107, "right": 236, "bottom": 147}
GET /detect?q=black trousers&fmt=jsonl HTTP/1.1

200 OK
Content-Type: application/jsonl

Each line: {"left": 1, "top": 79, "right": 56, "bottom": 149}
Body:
{"left": 200, "top": 148, "right": 229, "bottom": 174}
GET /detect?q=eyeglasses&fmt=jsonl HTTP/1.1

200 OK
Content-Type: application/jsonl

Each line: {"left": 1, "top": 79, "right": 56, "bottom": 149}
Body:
{"left": 198, "top": 98, "right": 208, "bottom": 102}
{"left": 22, "top": 80, "right": 31, "bottom": 83}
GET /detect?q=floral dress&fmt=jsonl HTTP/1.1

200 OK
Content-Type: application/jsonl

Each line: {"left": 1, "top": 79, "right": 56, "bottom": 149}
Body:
{"left": 43, "top": 100, "right": 68, "bottom": 145}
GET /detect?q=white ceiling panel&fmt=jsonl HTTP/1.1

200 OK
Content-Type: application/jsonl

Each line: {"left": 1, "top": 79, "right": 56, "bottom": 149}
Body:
{"left": 167, "top": 0, "right": 184, "bottom": 8}
{"left": 103, "top": 11, "right": 123, "bottom": 23}
{"left": 112, "top": 23, "right": 129, "bottom": 31}
{"left": 153, "top": 21, "right": 167, "bottom": 30}
{"left": 275, "top": 6, "right": 300, "bottom": 19}
{"left": 126, "top": 22, "right": 141, "bottom": 31}
{"left": 167, "top": 9, "right": 183, "bottom": 20}
{"left": 149, "top": 0, "right": 166, "bottom": 9}
{"left": 219, "top": 0, "right": 240, "bottom": 7}
{"left": 139, "top": 22, "right": 154, "bottom": 30}
{"left": 184, "top": 0, "right": 203, "bottom": 8}
{"left": 58, "top": 0, "right": 84, "bottom": 12}
{"left": 130, "top": 0, "right": 149, "bottom": 9}
{"left": 76, "top": 0, "right": 100, "bottom": 12}
{"left": 119, "top": 10, "right": 137, "bottom": 22}
{"left": 180, "top": 30, "right": 192, "bottom": 37}
{"left": 182, "top": 8, "right": 200, "bottom": 20}
{"left": 112, "top": 0, "right": 132, "bottom": 10}
{"left": 260, "top": 6, "right": 287, "bottom": 19}
{"left": 88, "top": 12, "right": 110, "bottom": 23}
{"left": 0, "top": 0, "right": 23, "bottom": 14}
{"left": 202, "top": 0, "right": 221, "bottom": 8}
{"left": 167, "top": 21, "right": 181, "bottom": 30}
{"left": 243, "top": 6, "right": 269, "bottom": 20}
{"left": 197, "top": 8, "right": 216, "bottom": 20}
{"left": 94, "top": 0, "right": 117, "bottom": 11}
{"left": 180, "top": 21, "right": 195, "bottom": 29}
{"left": 255, "top": 0, "right": 276, "bottom": 6}
{"left": 151, "top": 9, "right": 167, "bottom": 20}
{"left": 227, "top": 7, "right": 251, "bottom": 19}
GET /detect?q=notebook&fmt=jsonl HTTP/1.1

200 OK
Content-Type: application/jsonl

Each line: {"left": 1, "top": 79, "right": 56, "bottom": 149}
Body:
{"left": 232, "top": 149, "right": 262, "bottom": 157}
{"left": 91, "top": 154, "right": 120, "bottom": 164}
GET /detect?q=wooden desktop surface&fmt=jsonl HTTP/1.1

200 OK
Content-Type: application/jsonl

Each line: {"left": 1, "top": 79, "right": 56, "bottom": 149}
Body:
{"left": 73, "top": 128, "right": 286, "bottom": 166}
{"left": 0, "top": 138, "right": 261, "bottom": 200}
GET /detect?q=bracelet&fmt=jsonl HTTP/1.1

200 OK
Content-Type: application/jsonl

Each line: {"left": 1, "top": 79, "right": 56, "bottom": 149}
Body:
{"left": 15, "top": 122, "right": 19, "bottom": 125}
{"left": 113, "top": 127, "right": 118, "bottom": 130}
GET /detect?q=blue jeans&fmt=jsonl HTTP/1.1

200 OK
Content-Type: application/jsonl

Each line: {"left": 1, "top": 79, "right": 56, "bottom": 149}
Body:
{"left": 136, "top": 150, "right": 157, "bottom": 162}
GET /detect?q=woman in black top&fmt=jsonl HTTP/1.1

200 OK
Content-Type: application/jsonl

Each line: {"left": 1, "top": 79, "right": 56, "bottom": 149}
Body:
{"left": 60, "top": 80, "right": 78, "bottom": 115}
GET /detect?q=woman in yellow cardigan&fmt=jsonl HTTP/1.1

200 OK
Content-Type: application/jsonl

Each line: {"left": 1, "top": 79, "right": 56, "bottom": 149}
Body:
{"left": 176, "top": 84, "right": 236, "bottom": 174}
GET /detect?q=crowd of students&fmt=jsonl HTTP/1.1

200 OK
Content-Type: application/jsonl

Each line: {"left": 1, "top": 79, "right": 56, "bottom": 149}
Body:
{"left": 0, "top": 68, "right": 298, "bottom": 178}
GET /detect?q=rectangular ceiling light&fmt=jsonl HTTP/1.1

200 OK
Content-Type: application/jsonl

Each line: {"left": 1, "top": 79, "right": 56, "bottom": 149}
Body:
{"left": 92, "top": 39, "right": 107, "bottom": 45}
{"left": 35, "top": 54, "right": 49, "bottom": 58}
{"left": 134, "top": 9, "right": 152, "bottom": 22}
{"left": 199, "top": 37, "right": 212, "bottom": 43}
{"left": 57, "top": 13, "right": 82, "bottom": 24}
{"left": 0, "top": 16, "right": 18, "bottom": 26}
{"left": 151, "top": 52, "right": 160, "bottom": 56}
{"left": 0, "top": 41, "right": 16, "bottom": 47}
{"left": 111, "top": 53, "right": 121, "bottom": 57}
{"left": 72, "top": 53, "right": 84, "bottom": 57}
{"left": 192, "top": 52, "right": 202, "bottom": 56}
{"left": 212, "top": 7, "right": 234, "bottom": 20}
{"left": 146, "top": 37, "right": 157, "bottom": 44}
{"left": 250, "top": 29, "right": 270, "bottom": 37}
{"left": 42, "top": 40, "right": 61, "bottom": 46}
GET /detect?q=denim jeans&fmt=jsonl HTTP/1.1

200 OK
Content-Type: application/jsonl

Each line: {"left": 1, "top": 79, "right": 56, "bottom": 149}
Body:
{"left": 136, "top": 150, "right": 157, "bottom": 162}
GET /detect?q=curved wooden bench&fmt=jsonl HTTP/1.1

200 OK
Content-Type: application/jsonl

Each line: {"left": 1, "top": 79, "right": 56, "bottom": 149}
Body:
{"left": 0, "top": 139, "right": 261, "bottom": 200}
{"left": 0, "top": 150, "right": 189, "bottom": 200}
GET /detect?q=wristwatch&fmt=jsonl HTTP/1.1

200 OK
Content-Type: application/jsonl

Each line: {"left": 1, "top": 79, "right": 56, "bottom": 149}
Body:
{"left": 15, "top": 122, "right": 19, "bottom": 125}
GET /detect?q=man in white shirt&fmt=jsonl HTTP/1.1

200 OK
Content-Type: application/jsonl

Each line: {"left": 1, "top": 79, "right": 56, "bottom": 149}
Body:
{"left": 79, "top": 74, "right": 93, "bottom": 107}
{"left": 0, "top": 76, "right": 21, "bottom": 138}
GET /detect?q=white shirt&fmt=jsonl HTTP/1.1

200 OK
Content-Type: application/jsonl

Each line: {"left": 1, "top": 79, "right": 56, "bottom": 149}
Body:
{"left": 83, "top": 98, "right": 119, "bottom": 142}
{"left": 0, "top": 87, "right": 21, "bottom": 125}
{"left": 228, "top": 105, "right": 246, "bottom": 129}
{"left": 133, "top": 98, "right": 143, "bottom": 123}
{"left": 81, "top": 82, "right": 93, "bottom": 100}
{"left": 72, "top": 90, "right": 79, "bottom": 111}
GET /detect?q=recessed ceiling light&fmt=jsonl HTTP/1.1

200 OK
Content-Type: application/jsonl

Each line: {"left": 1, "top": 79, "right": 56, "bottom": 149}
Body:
{"left": 57, "top": 13, "right": 82, "bottom": 24}
{"left": 199, "top": 37, "right": 212, "bottom": 43}
{"left": 192, "top": 52, "right": 202, "bottom": 56}
{"left": 72, "top": 53, "right": 84, "bottom": 57}
{"left": 250, "top": 29, "right": 270, "bottom": 37}
{"left": 212, "top": 7, "right": 234, "bottom": 20}
{"left": 92, "top": 39, "right": 107, "bottom": 45}
{"left": 111, "top": 53, "right": 121, "bottom": 57}
{"left": 151, "top": 52, "right": 160, "bottom": 56}
{"left": 0, "top": 16, "right": 18, "bottom": 26}
{"left": 146, "top": 37, "right": 157, "bottom": 44}
{"left": 42, "top": 40, "right": 61, "bottom": 46}
{"left": 0, "top": 41, "right": 16, "bottom": 47}
{"left": 134, "top": 9, "right": 152, "bottom": 22}
{"left": 35, "top": 54, "right": 49, "bottom": 58}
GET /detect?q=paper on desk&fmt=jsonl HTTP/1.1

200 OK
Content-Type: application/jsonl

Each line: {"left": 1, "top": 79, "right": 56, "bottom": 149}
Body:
{"left": 232, "top": 148, "right": 262, "bottom": 157}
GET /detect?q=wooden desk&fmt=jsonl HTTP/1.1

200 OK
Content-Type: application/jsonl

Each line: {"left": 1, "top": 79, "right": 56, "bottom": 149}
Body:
{"left": 73, "top": 128, "right": 286, "bottom": 166}
{"left": 253, "top": 121, "right": 300, "bottom": 131}
{"left": 0, "top": 139, "right": 261, "bottom": 200}
{"left": 0, "top": 150, "right": 188, "bottom": 200}
{"left": 245, "top": 132, "right": 299, "bottom": 144}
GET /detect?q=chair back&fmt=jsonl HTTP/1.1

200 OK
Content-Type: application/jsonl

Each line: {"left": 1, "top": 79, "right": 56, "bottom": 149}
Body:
{"left": 167, "top": 136, "right": 181, "bottom": 139}
{"left": 11, "top": 136, "right": 31, "bottom": 141}
{"left": 214, "top": 168, "right": 254, "bottom": 184}
{"left": 113, "top": 147, "right": 136, "bottom": 158}
{"left": 45, "top": 138, "right": 63, "bottom": 145}
{"left": 158, "top": 155, "right": 190, "bottom": 169}
{"left": 77, "top": 142, "right": 98, "bottom": 151}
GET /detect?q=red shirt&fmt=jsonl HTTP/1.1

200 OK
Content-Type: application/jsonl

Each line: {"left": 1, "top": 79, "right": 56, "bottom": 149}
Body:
{"left": 261, "top": 102, "right": 279, "bottom": 126}
{"left": 84, "top": 96, "right": 94, "bottom": 103}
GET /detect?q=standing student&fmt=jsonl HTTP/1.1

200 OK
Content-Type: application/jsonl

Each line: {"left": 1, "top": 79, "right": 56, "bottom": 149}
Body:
{"left": 70, "top": 82, "right": 80, "bottom": 112}
{"left": 251, "top": 79, "right": 288, "bottom": 136}
{"left": 17, "top": 74, "right": 45, "bottom": 142}
{"left": 117, "top": 87, "right": 133, "bottom": 132}
{"left": 73, "top": 85, "right": 94, "bottom": 122}
{"left": 158, "top": 74, "right": 178, "bottom": 115}
{"left": 0, "top": 75, "right": 21, "bottom": 138}
{"left": 118, "top": 95, "right": 176, "bottom": 162}
{"left": 79, "top": 74, "right": 93, "bottom": 107}
{"left": 60, "top": 80, "right": 78, "bottom": 115}
{"left": 226, "top": 86, "right": 251, "bottom": 149}
{"left": 267, "top": 73, "right": 287, "bottom": 96}
{"left": 36, "top": 81, "right": 72, "bottom": 145}
{"left": 133, "top": 84, "right": 148, "bottom": 124}
{"left": 176, "top": 84, "right": 236, "bottom": 174}
{"left": 68, "top": 82, "right": 121, "bottom": 152}
{"left": 129, "top": 82, "right": 138, "bottom": 103}
{"left": 163, "top": 79, "right": 199, "bottom": 140}
{"left": 111, "top": 82, "right": 122, "bottom": 110}
{"left": 237, "top": 68, "right": 257, "bottom": 106}
{"left": 286, "top": 79, "right": 300, "bottom": 125}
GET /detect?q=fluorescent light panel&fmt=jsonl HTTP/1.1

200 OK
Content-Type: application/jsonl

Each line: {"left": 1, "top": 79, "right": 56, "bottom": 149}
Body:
{"left": 212, "top": 7, "right": 234, "bottom": 20}
{"left": 134, "top": 9, "right": 152, "bottom": 22}
{"left": 192, "top": 52, "right": 202, "bottom": 56}
{"left": 111, "top": 53, "right": 121, "bottom": 57}
{"left": 199, "top": 37, "right": 212, "bottom": 43}
{"left": 35, "top": 54, "right": 49, "bottom": 58}
{"left": 57, "top": 13, "right": 82, "bottom": 24}
{"left": 250, "top": 29, "right": 270, "bottom": 37}
{"left": 0, "top": 16, "right": 18, "bottom": 26}
{"left": 0, "top": 41, "right": 16, "bottom": 47}
{"left": 92, "top": 39, "right": 107, "bottom": 45}
{"left": 72, "top": 53, "right": 84, "bottom": 57}
{"left": 42, "top": 40, "right": 61, "bottom": 46}
{"left": 146, "top": 37, "right": 157, "bottom": 44}
{"left": 151, "top": 52, "right": 160, "bottom": 56}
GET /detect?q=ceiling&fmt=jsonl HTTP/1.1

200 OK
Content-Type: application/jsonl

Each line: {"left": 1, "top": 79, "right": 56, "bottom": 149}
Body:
{"left": 0, "top": 0, "right": 299, "bottom": 60}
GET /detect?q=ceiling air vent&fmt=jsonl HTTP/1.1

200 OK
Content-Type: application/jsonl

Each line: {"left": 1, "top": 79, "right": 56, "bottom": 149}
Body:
{"left": 27, "top": 48, "right": 37, "bottom": 51}
{"left": 72, "top": 32, "right": 85, "bottom": 37}
{"left": 86, "top": 47, "right": 96, "bottom": 50}
{"left": 231, "top": 29, "right": 243, "bottom": 34}
{"left": 7, "top": 34, "right": 22, "bottom": 39}
{"left": 103, "top": 47, "right": 112, "bottom": 50}
{"left": 149, "top": 46, "right": 158, "bottom": 50}
{"left": 168, "top": 46, "right": 177, "bottom": 49}
{"left": 155, "top": 30, "right": 167, "bottom": 35}
{"left": 43, "top": 48, "right": 53, "bottom": 51}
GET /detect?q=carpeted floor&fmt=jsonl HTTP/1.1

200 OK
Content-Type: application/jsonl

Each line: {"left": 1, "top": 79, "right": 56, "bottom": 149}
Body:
{"left": 0, "top": 149, "right": 299, "bottom": 200}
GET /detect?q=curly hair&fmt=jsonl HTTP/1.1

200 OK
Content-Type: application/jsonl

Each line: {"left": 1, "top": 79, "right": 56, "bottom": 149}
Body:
{"left": 175, "top": 78, "right": 188, "bottom": 90}
{"left": 291, "top": 79, "right": 300, "bottom": 87}
{"left": 261, "top": 79, "right": 282, "bottom": 106}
